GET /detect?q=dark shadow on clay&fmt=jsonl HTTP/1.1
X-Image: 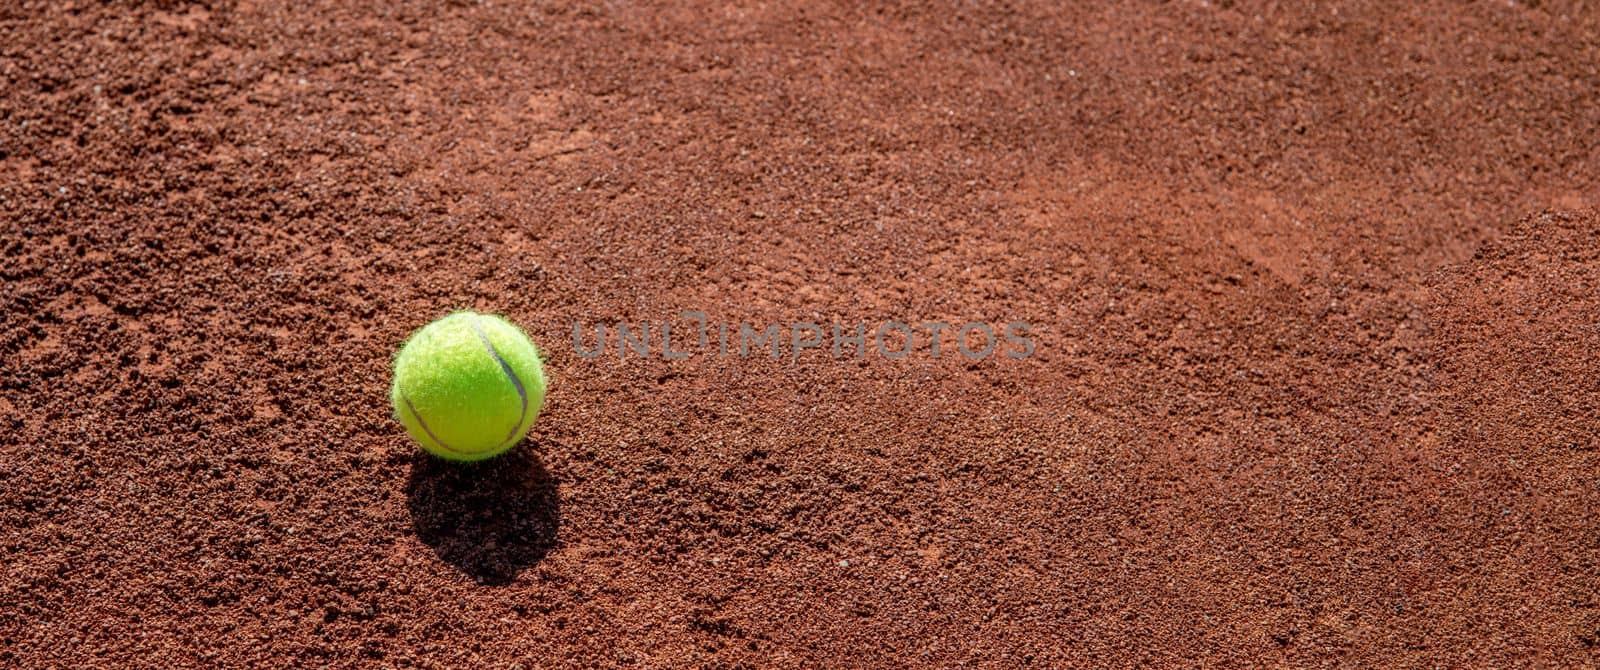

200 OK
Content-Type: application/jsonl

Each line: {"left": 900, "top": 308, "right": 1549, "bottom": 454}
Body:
{"left": 405, "top": 449, "right": 559, "bottom": 585}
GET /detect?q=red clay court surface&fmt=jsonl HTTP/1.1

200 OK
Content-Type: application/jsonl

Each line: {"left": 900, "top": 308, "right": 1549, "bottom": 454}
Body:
{"left": 3, "top": 2, "right": 1599, "bottom": 667}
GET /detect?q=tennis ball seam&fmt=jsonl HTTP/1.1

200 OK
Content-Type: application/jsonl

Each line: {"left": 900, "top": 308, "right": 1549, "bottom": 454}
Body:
{"left": 466, "top": 315, "right": 531, "bottom": 446}
{"left": 398, "top": 392, "right": 473, "bottom": 457}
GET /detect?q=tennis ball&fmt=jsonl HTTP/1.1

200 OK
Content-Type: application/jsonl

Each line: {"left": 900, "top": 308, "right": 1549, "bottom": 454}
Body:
{"left": 391, "top": 311, "right": 547, "bottom": 462}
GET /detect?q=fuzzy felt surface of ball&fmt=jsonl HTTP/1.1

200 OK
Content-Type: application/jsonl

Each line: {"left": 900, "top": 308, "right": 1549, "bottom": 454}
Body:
{"left": 391, "top": 311, "right": 547, "bottom": 461}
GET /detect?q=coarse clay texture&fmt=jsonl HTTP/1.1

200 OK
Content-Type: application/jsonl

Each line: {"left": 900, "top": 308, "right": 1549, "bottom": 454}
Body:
{"left": 2, "top": 1, "right": 1599, "bottom": 667}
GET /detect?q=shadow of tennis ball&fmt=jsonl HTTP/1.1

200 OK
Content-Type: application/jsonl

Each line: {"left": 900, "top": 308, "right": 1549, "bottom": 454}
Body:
{"left": 405, "top": 449, "right": 559, "bottom": 585}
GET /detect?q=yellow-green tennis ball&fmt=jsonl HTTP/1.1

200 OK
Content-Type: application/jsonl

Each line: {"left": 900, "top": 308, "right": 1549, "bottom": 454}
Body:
{"left": 391, "top": 311, "right": 547, "bottom": 462}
